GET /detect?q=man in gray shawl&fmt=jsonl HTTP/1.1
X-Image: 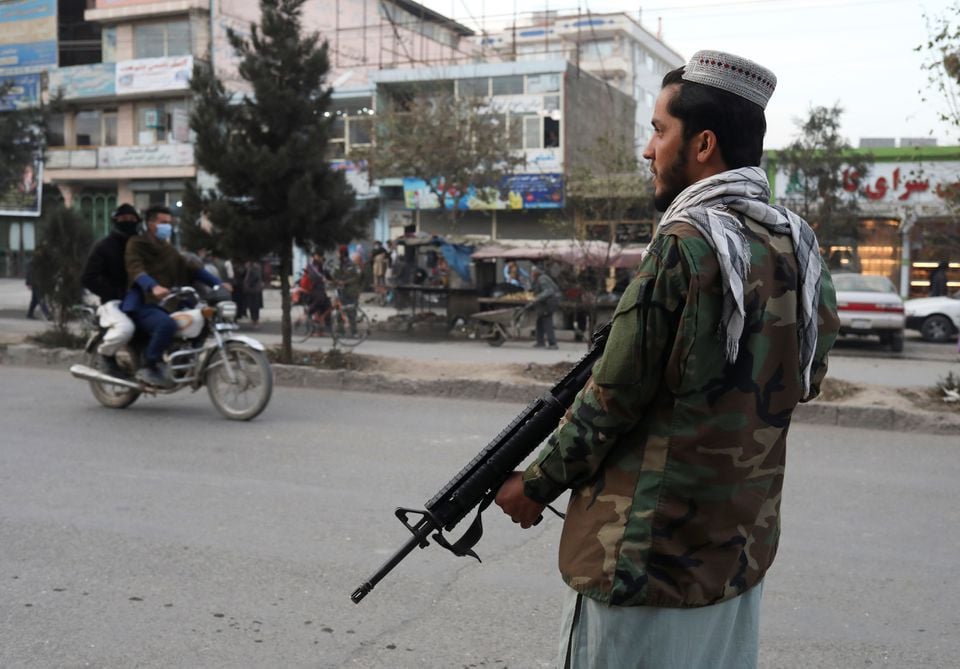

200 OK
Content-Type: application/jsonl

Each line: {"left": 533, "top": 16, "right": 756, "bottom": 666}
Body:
{"left": 496, "top": 50, "right": 840, "bottom": 668}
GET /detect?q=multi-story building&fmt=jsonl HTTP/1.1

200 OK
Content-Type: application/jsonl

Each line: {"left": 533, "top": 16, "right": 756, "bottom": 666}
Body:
{"left": 367, "top": 59, "right": 636, "bottom": 242}
{"left": 481, "top": 10, "right": 684, "bottom": 159}
{"left": 0, "top": 0, "right": 479, "bottom": 274}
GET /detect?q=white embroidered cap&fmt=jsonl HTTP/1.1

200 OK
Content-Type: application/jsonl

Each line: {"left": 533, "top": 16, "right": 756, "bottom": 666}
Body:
{"left": 681, "top": 50, "right": 777, "bottom": 109}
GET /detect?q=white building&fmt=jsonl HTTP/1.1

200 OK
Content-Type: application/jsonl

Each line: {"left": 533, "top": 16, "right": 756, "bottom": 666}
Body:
{"left": 481, "top": 11, "right": 684, "bottom": 159}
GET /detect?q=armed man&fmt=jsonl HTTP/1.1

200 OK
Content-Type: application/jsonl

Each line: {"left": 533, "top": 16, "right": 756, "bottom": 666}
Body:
{"left": 495, "top": 50, "right": 841, "bottom": 668}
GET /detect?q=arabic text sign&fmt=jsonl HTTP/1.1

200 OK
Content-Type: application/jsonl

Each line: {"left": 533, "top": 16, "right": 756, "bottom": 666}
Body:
{"left": 98, "top": 144, "right": 194, "bottom": 169}
{"left": 777, "top": 160, "right": 960, "bottom": 206}
{"left": 49, "top": 63, "right": 116, "bottom": 99}
{"left": 0, "top": 72, "right": 40, "bottom": 109}
{"left": 0, "top": 0, "right": 57, "bottom": 70}
{"left": 116, "top": 56, "right": 192, "bottom": 94}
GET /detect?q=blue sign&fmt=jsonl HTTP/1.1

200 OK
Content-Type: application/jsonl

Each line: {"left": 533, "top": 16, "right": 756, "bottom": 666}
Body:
{"left": 0, "top": 40, "right": 57, "bottom": 70}
{"left": 48, "top": 63, "right": 117, "bottom": 99}
{"left": 403, "top": 173, "right": 564, "bottom": 210}
{"left": 0, "top": 72, "right": 40, "bottom": 109}
{"left": 0, "top": 0, "right": 56, "bottom": 22}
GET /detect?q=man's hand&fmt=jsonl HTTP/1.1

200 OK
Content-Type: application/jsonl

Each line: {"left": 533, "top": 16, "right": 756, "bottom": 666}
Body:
{"left": 221, "top": 282, "right": 233, "bottom": 293}
{"left": 495, "top": 471, "right": 546, "bottom": 529}
{"left": 151, "top": 285, "right": 170, "bottom": 300}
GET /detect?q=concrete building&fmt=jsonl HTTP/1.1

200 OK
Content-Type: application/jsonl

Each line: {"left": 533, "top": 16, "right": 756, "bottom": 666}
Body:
{"left": 481, "top": 10, "right": 684, "bottom": 160}
{"left": 367, "top": 59, "right": 636, "bottom": 243}
{"left": 0, "top": 0, "right": 479, "bottom": 274}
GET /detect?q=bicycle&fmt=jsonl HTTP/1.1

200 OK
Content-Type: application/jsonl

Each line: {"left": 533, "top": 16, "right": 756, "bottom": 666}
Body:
{"left": 292, "top": 288, "right": 370, "bottom": 348}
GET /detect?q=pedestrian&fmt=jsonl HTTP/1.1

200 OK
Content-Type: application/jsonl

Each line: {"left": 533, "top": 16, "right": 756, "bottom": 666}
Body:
{"left": 233, "top": 259, "right": 248, "bottom": 320}
{"left": 529, "top": 264, "right": 559, "bottom": 349}
{"left": 494, "top": 50, "right": 841, "bottom": 669}
{"left": 24, "top": 255, "right": 51, "bottom": 320}
{"left": 243, "top": 260, "right": 264, "bottom": 328}
{"left": 334, "top": 246, "right": 363, "bottom": 336}
{"left": 372, "top": 241, "right": 389, "bottom": 304}
{"left": 929, "top": 261, "right": 949, "bottom": 297}
{"left": 80, "top": 203, "right": 140, "bottom": 377}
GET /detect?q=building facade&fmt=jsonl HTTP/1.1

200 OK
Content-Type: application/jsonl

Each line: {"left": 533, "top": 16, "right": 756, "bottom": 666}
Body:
{"left": 768, "top": 145, "right": 960, "bottom": 297}
{"left": 481, "top": 11, "right": 684, "bottom": 160}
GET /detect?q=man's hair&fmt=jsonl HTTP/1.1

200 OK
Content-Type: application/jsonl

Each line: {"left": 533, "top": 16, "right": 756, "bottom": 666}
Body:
{"left": 144, "top": 205, "right": 172, "bottom": 223}
{"left": 662, "top": 67, "right": 767, "bottom": 168}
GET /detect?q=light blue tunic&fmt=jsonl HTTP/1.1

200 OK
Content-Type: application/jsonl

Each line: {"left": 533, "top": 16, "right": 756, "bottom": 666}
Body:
{"left": 557, "top": 581, "right": 763, "bottom": 668}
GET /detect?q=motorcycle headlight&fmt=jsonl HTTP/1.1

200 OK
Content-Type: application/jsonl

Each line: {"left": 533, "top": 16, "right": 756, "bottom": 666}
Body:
{"left": 217, "top": 301, "right": 238, "bottom": 321}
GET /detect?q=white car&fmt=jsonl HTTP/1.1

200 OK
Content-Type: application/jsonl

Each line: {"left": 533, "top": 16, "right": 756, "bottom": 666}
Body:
{"left": 831, "top": 273, "right": 905, "bottom": 352}
{"left": 904, "top": 290, "right": 960, "bottom": 343}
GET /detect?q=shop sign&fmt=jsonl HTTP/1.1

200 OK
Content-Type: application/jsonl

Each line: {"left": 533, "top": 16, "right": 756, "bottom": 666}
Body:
{"left": 0, "top": 155, "right": 42, "bottom": 217}
{"left": 48, "top": 63, "right": 116, "bottom": 99}
{"left": 0, "top": 72, "right": 40, "bottom": 109}
{"left": 98, "top": 144, "right": 194, "bottom": 168}
{"left": 116, "top": 55, "right": 192, "bottom": 95}
{"left": 0, "top": 0, "right": 57, "bottom": 71}
{"left": 46, "top": 149, "right": 98, "bottom": 169}
{"left": 403, "top": 173, "right": 564, "bottom": 210}
{"left": 777, "top": 160, "right": 960, "bottom": 207}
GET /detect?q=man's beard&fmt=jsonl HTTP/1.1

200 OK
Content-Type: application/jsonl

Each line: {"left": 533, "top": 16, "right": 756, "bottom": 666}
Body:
{"left": 653, "top": 143, "right": 690, "bottom": 212}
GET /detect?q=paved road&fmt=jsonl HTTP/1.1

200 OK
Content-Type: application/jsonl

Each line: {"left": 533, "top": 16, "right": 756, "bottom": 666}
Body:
{"left": 1, "top": 366, "right": 958, "bottom": 668}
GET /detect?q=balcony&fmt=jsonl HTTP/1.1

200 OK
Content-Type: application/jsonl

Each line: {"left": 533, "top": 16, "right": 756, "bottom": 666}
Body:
{"left": 85, "top": 1, "right": 208, "bottom": 24}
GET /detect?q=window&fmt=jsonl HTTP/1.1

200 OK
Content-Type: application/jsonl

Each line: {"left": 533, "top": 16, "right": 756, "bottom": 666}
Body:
{"left": 492, "top": 75, "right": 523, "bottom": 96}
{"left": 543, "top": 117, "right": 560, "bottom": 148}
{"left": 136, "top": 100, "right": 189, "bottom": 144}
{"left": 103, "top": 110, "right": 117, "bottom": 146}
{"left": 581, "top": 39, "right": 616, "bottom": 60}
{"left": 48, "top": 114, "right": 65, "bottom": 147}
{"left": 507, "top": 115, "right": 524, "bottom": 150}
{"left": 458, "top": 77, "right": 489, "bottom": 98}
{"left": 348, "top": 117, "right": 372, "bottom": 146}
{"left": 135, "top": 20, "right": 190, "bottom": 59}
{"left": 75, "top": 110, "right": 102, "bottom": 146}
{"left": 527, "top": 73, "right": 560, "bottom": 94}
{"left": 523, "top": 115, "right": 541, "bottom": 149}
{"left": 544, "top": 95, "right": 560, "bottom": 113}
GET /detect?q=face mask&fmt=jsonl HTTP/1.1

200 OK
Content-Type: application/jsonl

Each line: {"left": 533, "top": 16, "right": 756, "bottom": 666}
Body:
{"left": 114, "top": 221, "right": 139, "bottom": 237}
{"left": 155, "top": 222, "right": 173, "bottom": 242}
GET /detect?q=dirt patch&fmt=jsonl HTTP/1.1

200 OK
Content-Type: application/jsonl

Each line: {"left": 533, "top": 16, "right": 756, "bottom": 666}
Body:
{"left": 818, "top": 377, "right": 864, "bottom": 402}
{"left": 897, "top": 387, "right": 960, "bottom": 414}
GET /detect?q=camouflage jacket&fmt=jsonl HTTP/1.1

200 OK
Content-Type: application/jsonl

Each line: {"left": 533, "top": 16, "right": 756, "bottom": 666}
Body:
{"left": 522, "top": 218, "right": 840, "bottom": 608}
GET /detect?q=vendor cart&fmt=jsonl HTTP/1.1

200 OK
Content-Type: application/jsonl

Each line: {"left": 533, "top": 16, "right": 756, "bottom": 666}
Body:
{"left": 469, "top": 305, "right": 529, "bottom": 347}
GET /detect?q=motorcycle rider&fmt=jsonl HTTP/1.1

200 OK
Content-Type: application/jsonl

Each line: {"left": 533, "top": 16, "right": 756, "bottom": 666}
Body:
{"left": 80, "top": 203, "right": 140, "bottom": 378}
{"left": 122, "top": 205, "right": 229, "bottom": 387}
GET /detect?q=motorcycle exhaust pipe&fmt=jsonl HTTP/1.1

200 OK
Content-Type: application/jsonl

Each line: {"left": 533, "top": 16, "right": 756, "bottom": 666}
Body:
{"left": 69, "top": 364, "right": 142, "bottom": 391}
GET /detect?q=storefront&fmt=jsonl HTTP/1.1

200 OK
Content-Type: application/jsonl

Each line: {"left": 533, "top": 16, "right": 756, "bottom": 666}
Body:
{"left": 770, "top": 146, "right": 960, "bottom": 297}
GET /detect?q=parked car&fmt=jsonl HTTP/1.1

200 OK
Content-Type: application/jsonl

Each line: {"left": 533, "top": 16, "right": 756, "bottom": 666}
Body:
{"left": 831, "top": 272, "right": 905, "bottom": 352}
{"left": 904, "top": 290, "right": 960, "bottom": 343}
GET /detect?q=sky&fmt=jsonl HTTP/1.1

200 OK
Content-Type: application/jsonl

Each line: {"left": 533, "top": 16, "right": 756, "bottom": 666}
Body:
{"left": 420, "top": 0, "right": 958, "bottom": 150}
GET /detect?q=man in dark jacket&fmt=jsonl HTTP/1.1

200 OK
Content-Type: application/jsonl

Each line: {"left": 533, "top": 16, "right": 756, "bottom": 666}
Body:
{"left": 122, "top": 205, "right": 224, "bottom": 387}
{"left": 80, "top": 203, "right": 140, "bottom": 377}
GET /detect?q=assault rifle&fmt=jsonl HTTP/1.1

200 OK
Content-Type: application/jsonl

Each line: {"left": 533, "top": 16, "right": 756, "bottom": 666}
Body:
{"left": 351, "top": 321, "right": 611, "bottom": 604}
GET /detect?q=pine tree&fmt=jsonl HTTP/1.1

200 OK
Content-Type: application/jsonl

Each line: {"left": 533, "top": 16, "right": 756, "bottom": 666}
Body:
{"left": 187, "top": 0, "right": 373, "bottom": 362}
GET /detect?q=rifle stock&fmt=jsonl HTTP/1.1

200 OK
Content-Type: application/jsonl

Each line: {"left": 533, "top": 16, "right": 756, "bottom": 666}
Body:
{"left": 351, "top": 322, "right": 611, "bottom": 604}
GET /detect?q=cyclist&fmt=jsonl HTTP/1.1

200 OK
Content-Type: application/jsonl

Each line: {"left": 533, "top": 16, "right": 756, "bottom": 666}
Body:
{"left": 333, "top": 245, "right": 363, "bottom": 337}
{"left": 303, "top": 252, "right": 333, "bottom": 334}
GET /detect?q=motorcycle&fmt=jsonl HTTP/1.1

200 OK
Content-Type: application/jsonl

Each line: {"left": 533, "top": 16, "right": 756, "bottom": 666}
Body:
{"left": 69, "top": 286, "right": 273, "bottom": 421}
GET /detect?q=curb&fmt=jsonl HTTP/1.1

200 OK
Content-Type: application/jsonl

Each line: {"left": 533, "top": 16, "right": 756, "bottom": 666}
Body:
{"left": 3, "top": 343, "right": 959, "bottom": 436}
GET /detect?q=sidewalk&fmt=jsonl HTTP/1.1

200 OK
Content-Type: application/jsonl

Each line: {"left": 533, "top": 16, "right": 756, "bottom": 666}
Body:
{"left": 1, "top": 279, "right": 959, "bottom": 434}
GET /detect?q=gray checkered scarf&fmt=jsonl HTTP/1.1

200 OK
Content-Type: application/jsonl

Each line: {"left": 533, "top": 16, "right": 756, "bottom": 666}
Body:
{"left": 657, "top": 166, "right": 822, "bottom": 397}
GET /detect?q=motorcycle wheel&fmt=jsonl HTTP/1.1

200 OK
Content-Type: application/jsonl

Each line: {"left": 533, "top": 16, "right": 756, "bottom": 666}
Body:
{"left": 85, "top": 346, "right": 141, "bottom": 409}
{"left": 205, "top": 342, "right": 273, "bottom": 421}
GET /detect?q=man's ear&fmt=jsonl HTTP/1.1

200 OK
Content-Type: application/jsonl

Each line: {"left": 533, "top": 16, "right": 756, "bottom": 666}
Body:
{"left": 693, "top": 129, "right": 720, "bottom": 164}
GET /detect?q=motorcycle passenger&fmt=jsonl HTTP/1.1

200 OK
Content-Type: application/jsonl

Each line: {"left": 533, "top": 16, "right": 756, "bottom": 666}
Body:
{"left": 80, "top": 203, "right": 140, "bottom": 378}
{"left": 122, "top": 205, "right": 228, "bottom": 388}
